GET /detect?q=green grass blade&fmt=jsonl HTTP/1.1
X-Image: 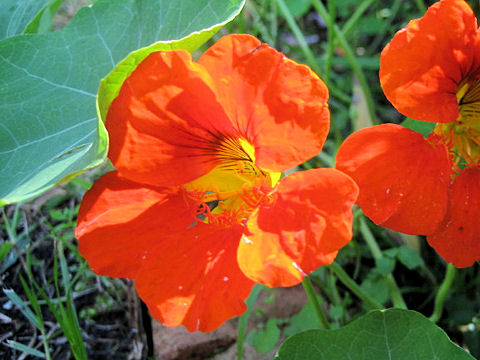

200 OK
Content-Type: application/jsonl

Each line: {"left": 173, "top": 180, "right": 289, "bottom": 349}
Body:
{"left": 66, "top": 292, "right": 88, "bottom": 360}
{"left": 341, "top": 0, "right": 376, "bottom": 38}
{"left": 24, "top": 0, "right": 65, "bottom": 34}
{"left": 2, "top": 205, "right": 20, "bottom": 242}
{"left": 324, "top": 0, "right": 336, "bottom": 84}
{"left": 0, "top": 241, "right": 13, "bottom": 263}
{"left": 312, "top": 0, "right": 378, "bottom": 125}
{"left": 57, "top": 241, "right": 71, "bottom": 294}
{"left": 3, "top": 288, "right": 43, "bottom": 331}
{"left": 5, "top": 340, "right": 46, "bottom": 358}
{"left": 19, "top": 275, "right": 44, "bottom": 329}
{"left": 237, "top": 284, "right": 264, "bottom": 360}
{"left": 276, "top": 0, "right": 351, "bottom": 104}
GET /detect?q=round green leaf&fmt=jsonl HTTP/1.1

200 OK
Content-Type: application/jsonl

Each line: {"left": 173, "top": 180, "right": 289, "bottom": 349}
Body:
{"left": 276, "top": 309, "right": 475, "bottom": 360}
{"left": 0, "top": 0, "right": 246, "bottom": 206}
{"left": 247, "top": 319, "right": 281, "bottom": 354}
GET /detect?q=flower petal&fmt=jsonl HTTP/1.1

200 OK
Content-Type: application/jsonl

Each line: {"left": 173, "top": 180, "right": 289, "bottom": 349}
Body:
{"left": 427, "top": 166, "right": 480, "bottom": 267}
{"left": 107, "top": 50, "right": 237, "bottom": 187}
{"left": 336, "top": 124, "right": 451, "bottom": 235}
{"left": 380, "top": 0, "right": 479, "bottom": 123}
{"left": 199, "top": 34, "right": 330, "bottom": 172}
{"left": 135, "top": 224, "right": 254, "bottom": 332}
{"left": 75, "top": 171, "right": 197, "bottom": 278}
{"left": 237, "top": 168, "right": 358, "bottom": 287}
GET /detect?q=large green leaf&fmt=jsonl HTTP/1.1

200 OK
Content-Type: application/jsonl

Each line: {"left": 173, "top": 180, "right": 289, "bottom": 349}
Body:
{"left": 0, "top": 0, "right": 51, "bottom": 39}
{"left": 0, "top": 0, "right": 246, "bottom": 206}
{"left": 275, "top": 309, "right": 475, "bottom": 360}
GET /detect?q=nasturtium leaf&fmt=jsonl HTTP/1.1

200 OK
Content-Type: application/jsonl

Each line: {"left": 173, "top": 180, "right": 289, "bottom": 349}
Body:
{"left": 0, "top": 0, "right": 52, "bottom": 39}
{"left": 0, "top": 0, "right": 246, "bottom": 206}
{"left": 329, "top": 304, "right": 343, "bottom": 321}
{"left": 247, "top": 318, "right": 281, "bottom": 354}
{"left": 401, "top": 118, "right": 435, "bottom": 137}
{"left": 383, "top": 247, "right": 399, "bottom": 258}
{"left": 283, "top": 296, "right": 323, "bottom": 337}
{"left": 397, "top": 245, "right": 424, "bottom": 270}
{"left": 275, "top": 309, "right": 475, "bottom": 360}
{"left": 360, "top": 270, "right": 389, "bottom": 305}
{"left": 375, "top": 257, "right": 396, "bottom": 275}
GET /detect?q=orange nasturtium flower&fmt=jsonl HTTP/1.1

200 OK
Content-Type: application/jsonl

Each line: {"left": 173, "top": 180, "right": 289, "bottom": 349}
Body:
{"left": 75, "top": 34, "right": 359, "bottom": 332}
{"left": 336, "top": 0, "right": 480, "bottom": 267}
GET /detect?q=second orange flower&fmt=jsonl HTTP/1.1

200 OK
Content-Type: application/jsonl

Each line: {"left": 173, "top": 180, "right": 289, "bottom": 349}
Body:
{"left": 337, "top": 0, "right": 480, "bottom": 268}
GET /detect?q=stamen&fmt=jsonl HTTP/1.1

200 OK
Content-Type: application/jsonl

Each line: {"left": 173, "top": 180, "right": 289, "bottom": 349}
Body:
{"left": 435, "top": 76, "right": 480, "bottom": 168}
{"left": 184, "top": 136, "right": 278, "bottom": 228}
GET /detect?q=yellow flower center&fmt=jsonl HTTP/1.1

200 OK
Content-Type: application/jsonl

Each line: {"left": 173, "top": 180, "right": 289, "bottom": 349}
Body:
{"left": 434, "top": 77, "right": 480, "bottom": 167}
{"left": 184, "top": 137, "right": 280, "bottom": 226}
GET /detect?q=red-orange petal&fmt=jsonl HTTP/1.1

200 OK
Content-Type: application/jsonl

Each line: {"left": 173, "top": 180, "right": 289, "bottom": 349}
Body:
{"left": 237, "top": 168, "right": 358, "bottom": 288}
{"left": 336, "top": 124, "right": 452, "bottom": 235}
{"left": 380, "top": 0, "right": 479, "bottom": 123}
{"left": 107, "top": 50, "right": 237, "bottom": 187}
{"left": 75, "top": 171, "right": 197, "bottom": 278}
{"left": 427, "top": 166, "right": 480, "bottom": 267}
{"left": 199, "top": 34, "right": 330, "bottom": 172}
{"left": 135, "top": 224, "right": 254, "bottom": 332}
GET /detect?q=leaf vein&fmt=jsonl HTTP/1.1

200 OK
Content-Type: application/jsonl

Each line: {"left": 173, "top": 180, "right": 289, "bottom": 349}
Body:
{"left": 0, "top": 55, "right": 96, "bottom": 98}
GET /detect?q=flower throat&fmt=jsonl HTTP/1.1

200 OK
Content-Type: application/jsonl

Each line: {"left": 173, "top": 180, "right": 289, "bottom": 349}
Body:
{"left": 434, "top": 76, "right": 480, "bottom": 167}
{"left": 184, "top": 137, "right": 279, "bottom": 226}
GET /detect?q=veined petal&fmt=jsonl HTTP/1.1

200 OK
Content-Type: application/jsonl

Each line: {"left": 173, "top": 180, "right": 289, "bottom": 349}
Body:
{"left": 135, "top": 224, "right": 254, "bottom": 332}
{"left": 380, "top": 0, "right": 480, "bottom": 123}
{"left": 237, "top": 168, "right": 358, "bottom": 288}
{"left": 107, "top": 50, "right": 237, "bottom": 187}
{"left": 428, "top": 166, "right": 480, "bottom": 267}
{"left": 199, "top": 34, "right": 330, "bottom": 172}
{"left": 336, "top": 124, "right": 452, "bottom": 235}
{"left": 75, "top": 172, "right": 197, "bottom": 278}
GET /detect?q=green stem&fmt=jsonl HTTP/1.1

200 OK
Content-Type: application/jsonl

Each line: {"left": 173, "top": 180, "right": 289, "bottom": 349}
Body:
{"left": 270, "top": 0, "right": 278, "bottom": 46}
{"left": 368, "top": 0, "right": 402, "bottom": 53}
{"left": 276, "top": 0, "right": 351, "bottom": 104}
{"left": 237, "top": 285, "right": 263, "bottom": 360}
{"left": 245, "top": 1, "right": 275, "bottom": 45}
{"left": 276, "top": 0, "right": 320, "bottom": 74}
{"left": 414, "top": 0, "right": 427, "bottom": 13}
{"left": 329, "top": 262, "right": 384, "bottom": 310}
{"left": 359, "top": 217, "right": 408, "bottom": 309}
{"left": 317, "top": 151, "right": 335, "bottom": 167}
{"left": 312, "top": 0, "right": 378, "bottom": 125}
{"left": 302, "top": 276, "right": 330, "bottom": 329}
{"left": 429, "top": 263, "right": 456, "bottom": 323}
{"left": 341, "top": 0, "right": 376, "bottom": 38}
{"left": 329, "top": 268, "right": 341, "bottom": 307}
{"left": 324, "top": 0, "right": 335, "bottom": 85}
